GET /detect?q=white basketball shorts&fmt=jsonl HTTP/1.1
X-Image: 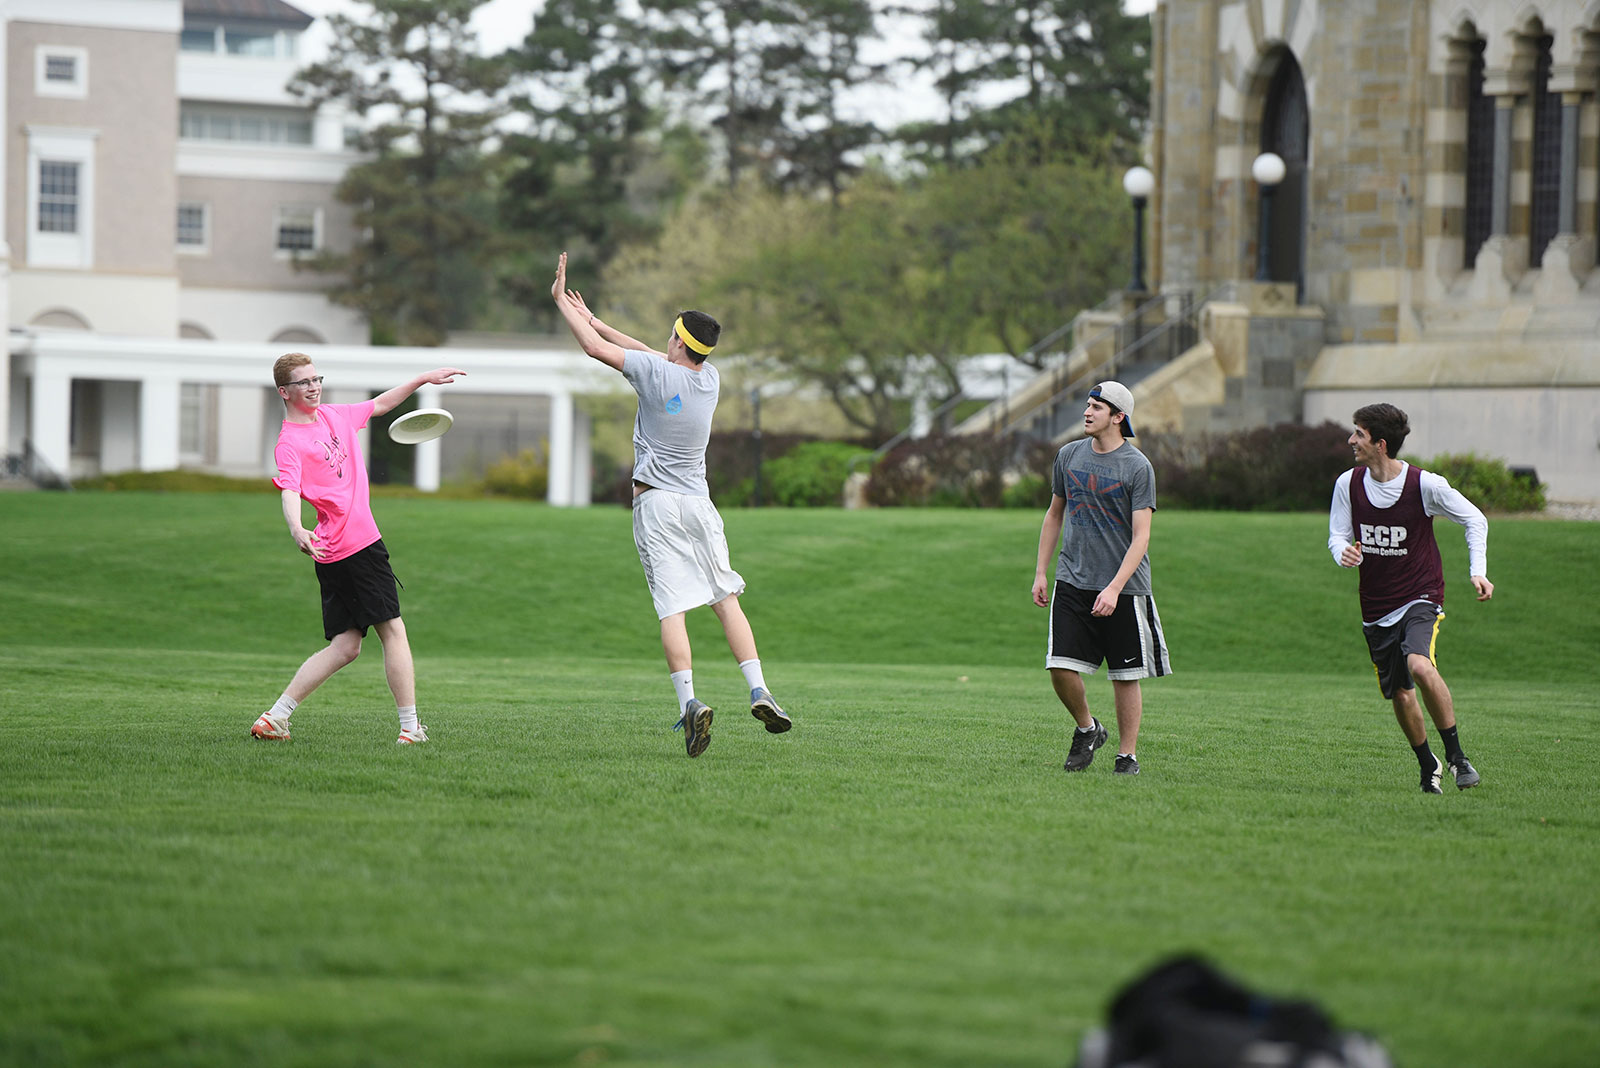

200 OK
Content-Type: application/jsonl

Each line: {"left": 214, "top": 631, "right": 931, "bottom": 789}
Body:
{"left": 631, "top": 489, "right": 746, "bottom": 619}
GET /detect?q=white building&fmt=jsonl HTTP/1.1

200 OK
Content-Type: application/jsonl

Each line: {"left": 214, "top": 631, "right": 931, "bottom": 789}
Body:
{"left": 2, "top": 0, "right": 605, "bottom": 501}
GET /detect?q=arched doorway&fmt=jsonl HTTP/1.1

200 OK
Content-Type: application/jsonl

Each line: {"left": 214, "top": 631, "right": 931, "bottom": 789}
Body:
{"left": 1260, "top": 50, "right": 1309, "bottom": 297}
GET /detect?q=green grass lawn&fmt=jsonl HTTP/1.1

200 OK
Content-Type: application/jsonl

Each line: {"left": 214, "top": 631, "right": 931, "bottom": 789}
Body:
{"left": 1, "top": 493, "right": 1597, "bottom": 1067}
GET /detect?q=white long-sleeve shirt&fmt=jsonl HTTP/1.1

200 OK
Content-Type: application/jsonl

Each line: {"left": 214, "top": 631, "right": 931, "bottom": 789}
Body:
{"left": 1329, "top": 463, "right": 1488, "bottom": 626}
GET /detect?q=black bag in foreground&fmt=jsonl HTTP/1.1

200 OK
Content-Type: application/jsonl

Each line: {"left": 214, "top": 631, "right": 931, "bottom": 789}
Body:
{"left": 1074, "top": 955, "right": 1394, "bottom": 1068}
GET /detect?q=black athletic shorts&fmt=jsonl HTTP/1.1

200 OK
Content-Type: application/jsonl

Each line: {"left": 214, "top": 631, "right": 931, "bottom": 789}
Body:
{"left": 1363, "top": 601, "right": 1443, "bottom": 699}
{"left": 315, "top": 539, "right": 401, "bottom": 640}
{"left": 1047, "top": 580, "right": 1171, "bottom": 680}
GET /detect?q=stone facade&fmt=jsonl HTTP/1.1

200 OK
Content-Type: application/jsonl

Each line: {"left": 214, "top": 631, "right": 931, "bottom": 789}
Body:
{"left": 1146, "top": 0, "right": 1600, "bottom": 499}
{"left": 1152, "top": 0, "right": 1600, "bottom": 344}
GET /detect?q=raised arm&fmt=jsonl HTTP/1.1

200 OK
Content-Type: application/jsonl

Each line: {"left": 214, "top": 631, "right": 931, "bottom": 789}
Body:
{"left": 552, "top": 253, "right": 628, "bottom": 370}
{"left": 372, "top": 367, "right": 467, "bottom": 418}
{"left": 566, "top": 288, "right": 658, "bottom": 355}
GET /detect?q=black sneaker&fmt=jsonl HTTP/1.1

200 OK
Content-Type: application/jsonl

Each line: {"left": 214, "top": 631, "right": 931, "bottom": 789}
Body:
{"left": 673, "top": 699, "right": 713, "bottom": 758}
{"left": 1448, "top": 753, "right": 1480, "bottom": 789}
{"left": 1420, "top": 754, "right": 1444, "bottom": 794}
{"left": 1063, "top": 718, "right": 1107, "bottom": 772}
{"left": 1113, "top": 754, "right": 1140, "bottom": 776}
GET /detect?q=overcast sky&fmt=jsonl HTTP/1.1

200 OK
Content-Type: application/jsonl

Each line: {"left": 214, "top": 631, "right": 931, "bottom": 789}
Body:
{"left": 288, "top": 0, "right": 1159, "bottom": 128}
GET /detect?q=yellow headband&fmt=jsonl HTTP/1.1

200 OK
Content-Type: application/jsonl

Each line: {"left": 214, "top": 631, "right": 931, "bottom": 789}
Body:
{"left": 674, "top": 316, "right": 714, "bottom": 356}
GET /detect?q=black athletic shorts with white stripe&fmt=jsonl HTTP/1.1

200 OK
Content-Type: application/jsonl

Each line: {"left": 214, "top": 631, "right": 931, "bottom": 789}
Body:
{"left": 1046, "top": 581, "right": 1171, "bottom": 680}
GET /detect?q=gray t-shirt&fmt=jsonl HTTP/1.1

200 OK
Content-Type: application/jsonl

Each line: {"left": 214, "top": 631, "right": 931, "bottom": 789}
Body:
{"left": 621, "top": 349, "right": 720, "bottom": 497}
{"left": 1050, "top": 438, "right": 1157, "bottom": 594}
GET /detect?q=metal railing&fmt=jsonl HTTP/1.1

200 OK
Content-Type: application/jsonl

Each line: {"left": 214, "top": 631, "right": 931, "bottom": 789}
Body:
{"left": 999, "top": 283, "right": 1235, "bottom": 444}
{"left": 1, "top": 441, "right": 72, "bottom": 490}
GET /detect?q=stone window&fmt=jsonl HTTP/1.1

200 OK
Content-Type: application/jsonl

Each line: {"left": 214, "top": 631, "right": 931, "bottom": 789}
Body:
{"left": 1529, "top": 35, "right": 1561, "bottom": 266}
{"left": 1462, "top": 38, "right": 1494, "bottom": 268}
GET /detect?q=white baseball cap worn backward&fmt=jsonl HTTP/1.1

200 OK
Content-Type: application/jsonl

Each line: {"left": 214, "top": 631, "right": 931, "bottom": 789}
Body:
{"left": 1088, "top": 381, "right": 1136, "bottom": 437}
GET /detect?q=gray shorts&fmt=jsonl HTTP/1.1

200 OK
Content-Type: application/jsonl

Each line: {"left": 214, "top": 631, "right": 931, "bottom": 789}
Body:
{"left": 631, "top": 490, "right": 746, "bottom": 618}
{"left": 1363, "top": 601, "right": 1444, "bottom": 699}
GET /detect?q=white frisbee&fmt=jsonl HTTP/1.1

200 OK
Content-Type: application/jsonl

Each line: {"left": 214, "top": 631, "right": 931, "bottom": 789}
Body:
{"left": 388, "top": 407, "right": 454, "bottom": 445}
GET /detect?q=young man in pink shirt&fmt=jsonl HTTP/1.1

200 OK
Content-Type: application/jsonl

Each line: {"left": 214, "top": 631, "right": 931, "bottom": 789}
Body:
{"left": 250, "top": 353, "right": 466, "bottom": 744}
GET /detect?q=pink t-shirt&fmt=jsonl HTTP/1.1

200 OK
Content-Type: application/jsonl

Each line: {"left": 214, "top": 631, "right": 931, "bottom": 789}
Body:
{"left": 273, "top": 401, "right": 381, "bottom": 563}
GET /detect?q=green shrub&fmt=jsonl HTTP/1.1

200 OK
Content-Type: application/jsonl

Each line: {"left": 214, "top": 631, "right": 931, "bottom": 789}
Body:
{"left": 1140, "top": 423, "right": 1353, "bottom": 510}
{"left": 1413, "top": 452, "right": 1545, "bottom": 512}
{"left": 1001, "top": 474, "right": 1052, "bottom": 509}
{"left": 481, "top": 449, "right": 549, "bottom": 500}
{"left": 75, "top": 470, "right": 276, "bottom": 493}
{"left": 762, "top": 441, "right": 874, "bottom": 507}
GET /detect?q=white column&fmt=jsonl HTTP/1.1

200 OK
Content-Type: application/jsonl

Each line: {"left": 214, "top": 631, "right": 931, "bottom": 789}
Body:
{"left": 30, "top": 367, "right": 71, "bottom": 477}
{"left": 571, "top": 408, "right": 591, "bottom": 507}
{"left": 412, "top": 385, "right": 441, "bottom": 492}
{"left": 547, "top": 390, "right": 574, "bottom": 506}
{"left": 138, "top": 375, "right": 181, "bottom": 471}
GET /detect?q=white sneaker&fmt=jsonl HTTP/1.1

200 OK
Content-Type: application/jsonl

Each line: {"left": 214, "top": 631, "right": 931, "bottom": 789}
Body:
{"left": 250, "top": 711, "right": 291, "bottom": 741}
{"left": 397, "top": 724, "right": 429, "bottom": 745}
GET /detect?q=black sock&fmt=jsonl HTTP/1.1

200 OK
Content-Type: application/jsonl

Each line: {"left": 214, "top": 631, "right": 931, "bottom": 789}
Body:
{"left": 1412, "top": 740, "right": 1436, "bottom": 770}
{"left": 1439, "top": 725, "right": 1462, "bottom": 760}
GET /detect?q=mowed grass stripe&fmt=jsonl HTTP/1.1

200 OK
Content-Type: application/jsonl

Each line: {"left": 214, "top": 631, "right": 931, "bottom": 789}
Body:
{"left": 1, "top": 494, "right": 1597, "bottom": 1066}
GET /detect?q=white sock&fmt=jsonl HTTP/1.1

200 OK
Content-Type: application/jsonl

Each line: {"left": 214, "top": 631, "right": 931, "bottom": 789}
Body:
{"left": 738, "top": 658, "right": 767, "bottom": 694}
{"left": 1118, "top": 752, "right": 1135, "bottom": 760}
{"left": 397, "top": 705, "right": 419, "bottom": 733}
{"left": 270, "top": 694, "right": 297, "bottom": 720}
{"left": 1076, "top": 723, "right": 1096, "bottom": 733}
{"left": 670, "top": 670, "right": 695, "bottom": 713}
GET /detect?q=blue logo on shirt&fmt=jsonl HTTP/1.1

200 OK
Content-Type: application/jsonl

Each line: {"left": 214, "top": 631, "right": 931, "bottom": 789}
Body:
{"left": 665, "top": 394, "right": 682, "bottom": 414}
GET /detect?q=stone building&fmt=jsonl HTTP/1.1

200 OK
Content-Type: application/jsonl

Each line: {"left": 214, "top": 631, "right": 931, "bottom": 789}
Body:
{"left": 974, "top": 0, "right": 1599, "bottom": 502}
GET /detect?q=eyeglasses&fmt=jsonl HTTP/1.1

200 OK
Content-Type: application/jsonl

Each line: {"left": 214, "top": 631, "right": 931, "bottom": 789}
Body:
{"left": 283, "top": 376, "right": 325, "bottom": 390}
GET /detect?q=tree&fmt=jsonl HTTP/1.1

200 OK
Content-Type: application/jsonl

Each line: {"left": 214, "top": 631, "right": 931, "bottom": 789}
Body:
{"left": 896, "top": 0, "right": 1150, "bottom": 165}
{"left": 766, "top": 0, "right": 885, "bottom": 204}
{"left": 498, "top": 0, "right": 699, "bottom": 319}
{"left": 289, "top": 0, "right": 509, "bottom": 345}
{"left": 908, "top": 130, "right": 1130, "bottom": 368}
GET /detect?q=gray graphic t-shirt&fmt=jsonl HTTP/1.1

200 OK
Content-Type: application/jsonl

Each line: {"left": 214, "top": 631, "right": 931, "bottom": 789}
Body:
{"left": 621, "top": 349, "right": 720, "bottom": 497}
{"left": 1050, "top": 438, "right": 1157, "bottom": 594}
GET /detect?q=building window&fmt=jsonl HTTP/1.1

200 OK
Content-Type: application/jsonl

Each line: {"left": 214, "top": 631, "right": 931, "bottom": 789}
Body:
{"left": 275, "top": 206, "right": 320, "bottom": 254}
{"left": 180, "top": 23, "right": 296, "bottom": 58}
{"left": 37, "top": 162, "right": 80, "bottom": 233}
{"left": 1529, "top": 35, "right": 1561, "bottom": 267}
{"left": 1462, "top": 39, "right": 1493, "bottom": 268}
{"left": 179, "top": 104, "right": 313, "bottom": 146}
{"left": 177, "top": 202, "right": 209, "bottom": 252}
{"left": 225, "top": 29, "right": 276, "bottom": 57}
{"left": 35, "top": 46, "right": 88, "bottom": 99}
{"left": 180, "top": 27, "right": 218, "bottom": 52}
{"left": 27, "top": 126, "right": 96, "bottom": 269}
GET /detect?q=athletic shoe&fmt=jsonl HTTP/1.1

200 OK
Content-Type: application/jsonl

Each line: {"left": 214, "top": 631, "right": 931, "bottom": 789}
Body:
{"left": 1420, "top": 754, "right": 1444, "bottom": 794}
{"left": 249, "top": 711, "right": 291, "bottom": 741}
{"left": 750, "top": 688, "right": 792, "bottom": 734}
{"left": 1114, "top": 754, "right": 1140, "bottom": 776}
{"left": 1063, "top": 718, "right": 1107, "bottom": 772}
{"left": 1448, "top": 753, "right": 1480, "bottom": 789}
{"left": 397, "top": 724, "right": 429, "bottom": 745}
{"left": 673, "top": 699, "right": 713, "bottom": 758}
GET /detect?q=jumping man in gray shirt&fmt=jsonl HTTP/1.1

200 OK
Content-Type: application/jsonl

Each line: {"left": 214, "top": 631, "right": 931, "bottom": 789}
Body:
{"left": 551, "top": 253, "right": 790, "bottom": 758}
{"left": 1031, "top": 382, "right": 1171, "bottom": 776}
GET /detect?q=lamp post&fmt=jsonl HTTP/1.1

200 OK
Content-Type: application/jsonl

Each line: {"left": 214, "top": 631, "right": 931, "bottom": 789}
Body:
{"left": 1122, "top": 165, "right": 1155, "bottom": 292}
{"left": 1252, "top": 151, "right": 1286, "bottom": 282}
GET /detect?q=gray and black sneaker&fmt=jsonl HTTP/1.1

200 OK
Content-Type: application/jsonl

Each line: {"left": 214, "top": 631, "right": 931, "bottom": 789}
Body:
{"left": 1063, "top": 718, "right": 1107, "bottom": 772}
{"left": 1113, "top": 754, "right": 1140, "bottom": 776}
{"left": 750, "top": 688, "right": 792, "bottom": 734}
{"left": 672, "top": 699, "right": 714, "bottom": 758}
{"left": 1448, "top": 753, "right": 1480, "bottom": 789}
{"left": 1420, "top": 754, "right": 1444, "bottom": 794}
